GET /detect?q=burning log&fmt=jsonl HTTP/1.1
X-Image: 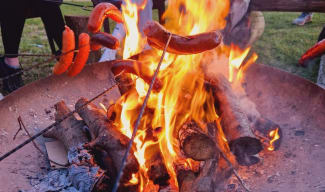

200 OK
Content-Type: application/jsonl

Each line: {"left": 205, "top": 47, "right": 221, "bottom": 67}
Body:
{"left": 106, "top": 59, "right": 163, "bottom": 92}
{"left": 147, "top": 150, "right": 170, "bottom": 187}
{"left": 192, "top": 158, "right": 233, "bottom": 192}
{"left": 178, "top": 120, "right": 218, "bottom": 161}
{"left": 175, "top": 166, "right": 196, "bottom": 192}
{"left": 143, "top": 21, "right": 222, "bottom": 55}
{"left": 176, "top": 122, "right": 235, "bottom": 192}
{"left": 205, "top": 74, "right": 263, "bottom": 166}
{"left": 75, "top": 98, "right": 139, "bottom": 183}
{"left": 43, "top": 101, "right": 88, "bottom": 149}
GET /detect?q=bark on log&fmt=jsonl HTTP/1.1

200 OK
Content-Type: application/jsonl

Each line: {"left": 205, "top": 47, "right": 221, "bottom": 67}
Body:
{"left": 43, "top": 101, "right": 88, "bottom": 150}
{"left": 250, "top": 0, "right": 325, "bottom": 12}
{"left": 147, "top": 150, "right": 170, "bottom": 187}
{"left": 75, "top": 97, "right": 139, "bottom": 183}
{"left": 178, "top": 120, "right": 218, "bottom": 161}
{"left": 192, "top": 158, "right": 232, "bottom": 192}
{"left": 175, "top": 166, "right": 196, "bottom": 192}
{"left": 205, "top": 74, "right": 263, "bottom": 166}
{"left": 64, "top": 15, "right": 101, "bottom": 64}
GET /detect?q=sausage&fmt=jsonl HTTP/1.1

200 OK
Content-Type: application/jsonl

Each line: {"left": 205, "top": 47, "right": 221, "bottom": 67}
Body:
{"left": 143, "top": 21, "right": 222, "bottom": 55}
{"left": 106, "top": 59, "right": 163, "bottom": 92}
{"left": 67, "top": 33, "right": 90, "bottom": 77}
{"left": 53, "top": 26, "right": 75, "bottom": 75}
{"left": 88, "top": 3, "right": 123, "bottom": 33}
{"left": 90, "top": 41, "right": 102, "bottom": 51}
{"left": 299, "top": 39, "right": 325, "bottom": 66}
{"left": 91, "top": 32, "right": 119, "bottom": 49}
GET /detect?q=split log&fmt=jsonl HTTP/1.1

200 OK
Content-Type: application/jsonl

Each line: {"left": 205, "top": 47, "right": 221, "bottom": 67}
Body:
{"left": 205, "top": 74, "right": 263, "bottom": 166}
{"left": 144, "top": 21, "right": 222, "bottom": 55}
{"left": 147, "top": 150, "right": 170, "bottom": 187}
{"left": 175, "top": 158, "right": 232, "bottom": 192}
{"left": 175, "top": 165, "right": 196, "bottom": 192}
{"left": 43, "top": 101, "right": 88, "bottom": 150}
{"left": 75, "top": 97, "right": 139, "bottom": 184}
{"left": 178, "top": 120, "right": 218, "bottom": 161}
{"left": 250, "top": 0, "right": 325, "bottom": 12}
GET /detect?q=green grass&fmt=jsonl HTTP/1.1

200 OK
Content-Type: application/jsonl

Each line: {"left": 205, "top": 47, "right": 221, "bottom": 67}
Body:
{"left": 253, "top": 12, "right": 325, "bottom": 81}
{"left": 0, "top": 4, "right": 324, "bottom": 90}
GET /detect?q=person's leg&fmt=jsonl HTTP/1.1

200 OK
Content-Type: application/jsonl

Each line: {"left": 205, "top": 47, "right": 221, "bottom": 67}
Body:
{"left": 37, "top": 0, "right": 65, "bottom": 52}
{"left": 0, "top": 1, "right": 25, "bottom": 93}
{"left": 1, "top": 2, "right": 26, "bottom": 68}
{"left": 292, "top": 12, "right": 313, "bottom": 26}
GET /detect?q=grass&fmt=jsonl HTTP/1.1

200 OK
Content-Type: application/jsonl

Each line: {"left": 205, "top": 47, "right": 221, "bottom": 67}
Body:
{"left": 0, "top": 3, "right": 324, "bottom": 90}
{"left": 253, "top": 12, "right": 325, "bottom": 82}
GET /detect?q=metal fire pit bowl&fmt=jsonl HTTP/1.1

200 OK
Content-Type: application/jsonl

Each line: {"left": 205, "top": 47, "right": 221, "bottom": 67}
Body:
{"left": 0, "top": 62, "right": 325, "bottom": 192}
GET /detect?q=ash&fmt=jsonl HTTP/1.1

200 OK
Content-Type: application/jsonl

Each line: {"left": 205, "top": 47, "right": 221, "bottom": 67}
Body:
{"left": 24, "top": 146, "right": 102, "bottom": 192}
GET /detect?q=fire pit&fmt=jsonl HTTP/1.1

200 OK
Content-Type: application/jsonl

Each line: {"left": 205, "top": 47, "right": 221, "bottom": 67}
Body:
{"left": 1, "top": 0, "right": 325, "bottom": 191}
{"left": 0, "top": 62, "right": 325, "bottom": 191}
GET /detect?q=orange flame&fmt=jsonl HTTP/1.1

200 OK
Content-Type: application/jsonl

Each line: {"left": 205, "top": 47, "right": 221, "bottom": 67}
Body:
{"left": 268, "top": 128, "right": 280, "bottom": 151}
{"left": 228, "top": 44, "right": 251, "bottom": 82}
{"left": 110, "top": 0, "right": 259, "bottom": 190}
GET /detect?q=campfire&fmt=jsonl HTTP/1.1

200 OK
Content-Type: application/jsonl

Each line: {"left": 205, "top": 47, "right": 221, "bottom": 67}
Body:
{"left": 38, "top": 0, "right": 282, "bottom": 191}
{"left": 0, "top": 0, "right": 286, "bottom": 191}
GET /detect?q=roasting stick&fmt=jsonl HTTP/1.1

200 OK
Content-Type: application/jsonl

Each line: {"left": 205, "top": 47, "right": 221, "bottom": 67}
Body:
{"left": 111, "top": 33, "right": 173, "bottom": 192}
{"left": 14, "top": 116, "right": 69, "bottom": 167}
{"left": 0, "top": 81, "right": 120, "bottom": 162}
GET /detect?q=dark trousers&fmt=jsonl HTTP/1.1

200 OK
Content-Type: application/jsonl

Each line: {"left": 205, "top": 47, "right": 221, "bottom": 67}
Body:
{"left": 0, "top": 0, "right": 65, "bottom": 57}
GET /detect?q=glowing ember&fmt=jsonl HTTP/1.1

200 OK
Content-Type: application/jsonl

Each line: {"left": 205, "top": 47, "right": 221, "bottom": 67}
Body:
{"left": 268, "top": 128, "right": 280, "bottom": 151}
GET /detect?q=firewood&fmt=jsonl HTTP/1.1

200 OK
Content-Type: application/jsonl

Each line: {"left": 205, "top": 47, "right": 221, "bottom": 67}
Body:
{"left": 75, "top": 97, "right": 139, "bottom": 184}
{"left": 178, "top": 120, "right": 218, "bottom": 161}
{"left": 192, "top": 158, "right": 232, "bottom": 192}
{"left": 43, "top": 101, "right": 88, "bottom": 150}
{"left": 175, "top": 165, "right": 196, "bottom": 192}
{"left": 147, "top": 150, "right": 170, "bottom": 187}
{"left": 205, "top": 74, "right": 263, "bottom": 166}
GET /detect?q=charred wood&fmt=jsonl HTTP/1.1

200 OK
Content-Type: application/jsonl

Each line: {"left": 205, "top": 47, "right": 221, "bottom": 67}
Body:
{"left": 205, "top": 74, "right": 263, "bottom": 166}
{"left": 75, "top": 97, "right": 139, "bottom": 184}
{"left": 178, "top": 120, "right": 218, "bottom": 161}
{"left": 147, "top": 151, "right": 170, "bottom": 188}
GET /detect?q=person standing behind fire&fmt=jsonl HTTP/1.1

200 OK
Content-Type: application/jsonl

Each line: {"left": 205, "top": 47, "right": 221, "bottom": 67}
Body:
{"left": 0, "top": 0, "right": 65, "bottom": 94}
{"left": 98, "top": 0, "right": 153, "bottom": 62}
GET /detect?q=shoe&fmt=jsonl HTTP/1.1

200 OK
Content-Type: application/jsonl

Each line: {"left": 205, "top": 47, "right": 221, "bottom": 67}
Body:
{"left": 0, "top": 57, "right": 24, "bottom": 93}
{"left": 292, "top": 12, "right": 313, "bottom": 26}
